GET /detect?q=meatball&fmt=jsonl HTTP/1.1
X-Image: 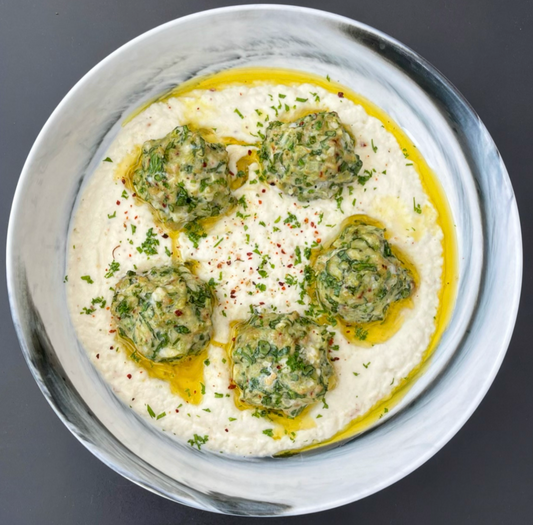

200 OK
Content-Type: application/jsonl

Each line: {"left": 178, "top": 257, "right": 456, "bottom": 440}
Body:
{"left": 111, "top": 265, "right": 214, "bottom": 362}
{"left": 231, "top": 312, "right": 335, "bottom": 417}
{"left": 314, "top": 220, "right": 415, "bottom": 324}
{"left": 259, "top": 111, "right": 363, "bottom": 201}
{"left": 132, "top": 125, "right": 234, "bottom": 228}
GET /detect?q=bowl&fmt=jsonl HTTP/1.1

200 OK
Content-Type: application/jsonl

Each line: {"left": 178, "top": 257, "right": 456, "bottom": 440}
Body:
{"left": 6, "top": 4, "right": 522, "bottom": 516}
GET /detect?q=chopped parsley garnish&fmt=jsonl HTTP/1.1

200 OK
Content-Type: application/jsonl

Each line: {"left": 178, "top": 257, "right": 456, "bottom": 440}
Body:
{"left": 188, "top": 434, "right": 209, "bottom": 450}
{"left": 413, "top": 198, "right": 422, "bottom": 214}
{"left": 80, "top": 307, "right": 95, "bottom": 315}
{"left": 146, "top": 405, "right": 156, "bottom": 418}
{"left": 104, "top": 261, "right": 120, "bottom": 279}
{"left": 91, "top": 296, "right": 106, "bottom": 309}
{"left": 285, "top": 274, "right": 298, "bottom": 286}
{"left": 121, "top": 190, "right": 129, "bottom": 199}
{"left": 107, "top": 211, "right": 116, "bottom": 219}
{"left": 294, "top": 246, "right": 302, "bottom": 265}
{"left": 81, "top": 275, "right": 94, "bottom": 284}
{"left": 284, "top": 213, "right": 301, "bottom": 228}
{"left": 335, "top": 194, "right": 344, "bottom": 213}
{"left": 136, "top": 228, "right": 160, "bottom": 255}
{"left": 234, "top": 108, "right": 244, "bottom": 119}
{"left": 371, "top": 139, "right": 378, "bottom": 153}
{"left": 103, "top": 157, "right": 113, "bottom": 162}
{"left": 262, "top": 429, "right": 274, "bottom": 438}
{"left": 238, "top": 196, "right": 248, "bottom": 210}
{"left": 355, "top": 326, "right": 368, "bottom": 341}
{"left": 296, "top": 97, "right": 308, "bottom": 103}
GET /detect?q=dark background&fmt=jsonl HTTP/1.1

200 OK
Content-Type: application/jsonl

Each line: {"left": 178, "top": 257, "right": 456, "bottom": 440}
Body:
{"left": 1, "top": 1, "right": 531, "bottom": 523}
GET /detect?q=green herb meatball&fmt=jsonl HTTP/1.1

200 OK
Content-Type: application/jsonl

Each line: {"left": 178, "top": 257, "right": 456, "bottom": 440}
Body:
{"left": 259, "top": 111, "right": 363, "bottom": 201}
{"left": 314, "top": 220, "right": 415, "bottom": 324}
{"left": 132, "top": 125, "right": 234, "bottom": 228}
{"left": 231, "top": 312, "right": 335, "bottom": 417}
{"left": 111, "top": 265, "right": 214, "bottom": 362}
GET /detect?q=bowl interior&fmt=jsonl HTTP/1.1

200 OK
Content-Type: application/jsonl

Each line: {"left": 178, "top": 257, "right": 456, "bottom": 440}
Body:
{"left": 7, "top": 5, "right": 521, "bottom": 516}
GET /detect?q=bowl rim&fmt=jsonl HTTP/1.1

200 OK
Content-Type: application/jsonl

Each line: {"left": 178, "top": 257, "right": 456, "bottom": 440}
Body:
{"left": 6, "top": 3, "right": 523, "bottom": 516}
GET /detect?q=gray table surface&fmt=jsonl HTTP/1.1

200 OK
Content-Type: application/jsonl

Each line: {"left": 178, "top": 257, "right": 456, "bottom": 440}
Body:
{"left": 1, "top": 1, "right": 531, "bottom": 523}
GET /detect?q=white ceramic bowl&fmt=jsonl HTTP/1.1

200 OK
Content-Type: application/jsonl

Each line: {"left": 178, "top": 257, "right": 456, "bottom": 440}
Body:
{"left": 6, "top": 5, "right": 522, "bottom": 516}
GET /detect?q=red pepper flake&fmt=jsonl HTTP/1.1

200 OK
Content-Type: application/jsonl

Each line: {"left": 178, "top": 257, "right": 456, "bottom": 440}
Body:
{"left": 162, "top": 203, "right": 167, "bottom": 208}
{"left": 258, "top": 200, "right": 263, "bottom": 205}
{"left": 281, "top": 249, "right": 286, "bottom": 255}
{"left": 110, "top": 346, "right": 114, "bottom": 350}
{"left": 175, "top": 409, "right": 179, "bottom": 413}
{"left": 162, "top": 233, "right": 169, "bottom": 238}
{"left": 121, "top": 178, "right": 126, "bottom": 184}
{"left": 310, "top": 221, "right": 316, "bottom": 228}
{"left": 132, "top": 193, "right": 137, "bottom": 198}
{"left": 317, "top": 238, "right": 322, "bottom": 243}
{"left": 116, "top": 200, "right": 121, "bottom": 205}
{"left": 246, "top": 252, "right": 252, "bottom": 256}
{"left": 127, "top": 374, "right": 132, "bottom": 379}
{"left": 332, "top": 357, "right": 340, "bottom": 361}
{"left": 175, "top": 310, "right": 183, "bottom": 317}
{"left": 338, "top": 92, "right": 344, "bottom": 98}
{"left": 225, "top": 429, "right": 229, "bottom": 432}
{"left": 248, "top": 150, "right": 252, "bottom": 155}
{"left": 328, "top": 339, "right": 334, "bottom": 346}
{"left": 226, "top": 261, "right": 232, "bottom": 266}
{"left": 287, "top": 263, "right": 293, "bottom": 268}
{"left": 96, "top": 354, "right": 100, "bottom": 359}
{"left": 228, "top": 384, "right": 237, "bottom": 390}
{"left": 109, "top": 329, "right": 116, "bottom": 333}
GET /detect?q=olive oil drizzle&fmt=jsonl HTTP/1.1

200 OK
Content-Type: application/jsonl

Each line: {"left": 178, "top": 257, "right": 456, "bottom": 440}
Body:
{"left": 117, "top": 67, "right": 457, "bottom": 451}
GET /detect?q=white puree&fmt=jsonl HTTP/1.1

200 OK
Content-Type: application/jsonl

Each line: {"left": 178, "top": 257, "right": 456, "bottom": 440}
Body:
{"left": 67, "top": 83, "right": 443, "bottom": 456}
